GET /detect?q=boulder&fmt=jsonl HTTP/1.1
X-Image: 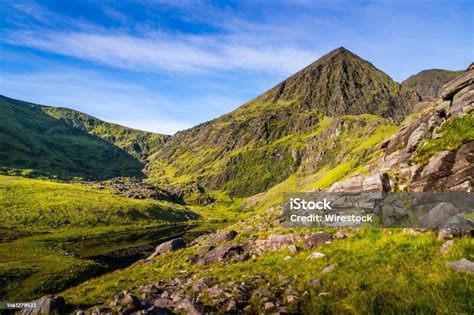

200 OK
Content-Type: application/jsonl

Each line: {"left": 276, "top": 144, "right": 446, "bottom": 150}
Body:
{"left": 197, "top": 244, "right": 244, "bottom": 265}
{"left": 307, "top": 252, "right": 325, "bottom": 260}
{"left": 447, "top": 258, "right": 474, "bottom": 273}
{"left": 148, "top": 238, "right": 187, "bottom": 259}
{"left": 441, "top": 68, "right": 474, "bottom": 100}
{"left": 154, "top": 298, "right": 178, "bottom": 309}
{"left": 19, "top": 296, "right": 65, "bottom": 315}
{"left": 441, "top": 214, "right": 474, "bottom": 230}
{"left": 304, "top": 232, "right": 331, "bottom": 249}
{"left": 253, "top": 234, "right": 302, "bottom": 253}
{"left": 197, "top": 244, "right": 214, "bottom": 254}
{"left": 420, "top": 202, "right": 459, "bottom": 228}
{"left": 322, "top": 265, "right": 335, "bottom": 273}
{"left": 208, "top": 230, "right": 238, "bottom": 244}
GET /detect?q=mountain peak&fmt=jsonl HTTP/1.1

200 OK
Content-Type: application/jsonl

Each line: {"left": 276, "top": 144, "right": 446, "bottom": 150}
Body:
{"left": 257, "top": 47, "right": 417, "bottom": 120}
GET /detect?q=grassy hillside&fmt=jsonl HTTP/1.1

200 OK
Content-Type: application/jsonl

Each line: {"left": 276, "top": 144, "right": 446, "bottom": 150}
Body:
{"left": 0, "top": 96, "right": 144, "bottom": 180}
{"left": 0, "top": 174, "right": 200, "bottom": 300}
{"left": 43, "top": 107, "right": 169, "bottom": 162}
{"left": 147, "top": 48, "right": 419, "bottom": 197}
{"left": 0, "top": 175, "right": 197, "bottom": 230}
{"left": 61, "top": 227, "right": 473, "bottom": 313}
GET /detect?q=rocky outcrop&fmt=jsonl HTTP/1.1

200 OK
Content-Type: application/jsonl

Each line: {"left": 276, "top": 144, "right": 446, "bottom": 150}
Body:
{"left": 95, "top": 177, "right": 181, "bottom": 202}
{"left": 331, "top": 64, "right": 473, "bottom": 193}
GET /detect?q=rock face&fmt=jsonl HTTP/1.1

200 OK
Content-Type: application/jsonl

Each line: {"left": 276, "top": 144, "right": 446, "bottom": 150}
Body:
{"left": 331, "top": 64, "right": 473, "bottom": 193}
{"left": 148, "top": 238, "right": 187, "bottom": 259}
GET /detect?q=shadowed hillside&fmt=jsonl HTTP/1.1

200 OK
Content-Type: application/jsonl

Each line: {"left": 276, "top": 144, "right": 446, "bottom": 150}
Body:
{"left": 0, "top": 96, "right": 144, "bottom": 180}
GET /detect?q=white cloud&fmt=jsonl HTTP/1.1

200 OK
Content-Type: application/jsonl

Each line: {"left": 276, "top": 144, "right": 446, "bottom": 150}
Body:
{"left": 7, "top": 29, "right": 316, "bottom": 74}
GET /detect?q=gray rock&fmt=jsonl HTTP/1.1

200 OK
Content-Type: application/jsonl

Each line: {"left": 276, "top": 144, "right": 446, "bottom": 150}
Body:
{"left": 322, "top": 265, "right": 335, "bottom": 273}
{"left": 226, "top": 300, "right": 237, "bottom": 311}
{"left": 441, "top": 68, "right": 474, "bottom": 100}
{"left": 19, "top": 296, "right": 65, "bottom": 315}
{"left": 288, "top": 244, "right": 298, "bottom": 254}
{"left": 154, "top": 298, "right": 177, "bottom": 309}
{"left": 148, "top": 238, "right": 187, "bottom": 259}
{"left": 208, "top": 230, "right": 238, "bottom": 244}
{"left": 447, "top": 258, "right": 474, "bottom": 273}
{"left": 304, "top": 232, "right": 331, "bottom": 249}
{"left": 207, "top": 286, "right": 224, "bottom": 298}
{"left": 440, "top": 240, "right": 454, "bottom": 255}
{"left": 420, "top": 202, "right": 459, "bottom": 229}
{"left": 192, "top": 276, "right": 212, "bottom": 292}
{"left": 197, "top": 244, "right": 214, "bottom": 254}
{"left": 308, "top": 279, "right": 321, "bottom": 287}
{"left": 441, "top": 214, "right": 474, "bottom": 230}
{"left": 307, "top": 252, "right": 325, "bottom": 260}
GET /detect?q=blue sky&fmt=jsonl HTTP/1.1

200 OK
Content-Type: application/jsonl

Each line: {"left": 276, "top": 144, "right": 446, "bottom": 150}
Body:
{"left": 1, "top": 0, "right": 473, "bottom": 134}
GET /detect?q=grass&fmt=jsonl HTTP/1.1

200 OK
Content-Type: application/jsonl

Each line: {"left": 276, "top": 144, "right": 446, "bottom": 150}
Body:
{"left": 60, "top": 228, "right": 474, "bottom": 313}
{"left": 0, "top": 175, "right": 197, "bottom": 230}
{"left": 414, "top": 113, "right": 474, "bottom": 164}
{"left": 0, "top": 224, "right": 200, "bottom": 300}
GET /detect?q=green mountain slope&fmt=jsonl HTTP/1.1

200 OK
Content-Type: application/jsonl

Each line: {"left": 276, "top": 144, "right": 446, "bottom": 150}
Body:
{"left": 402, "top": 69, "right": 463, "bottom": 100}
{"left": 43, "top": 107, "right": 170, "bottom": 162}
{"left": 0, "top": 96, "right": 143, "bottom": 180}
{"left": 146, "top": 48, "right": 419, "bottom": 196}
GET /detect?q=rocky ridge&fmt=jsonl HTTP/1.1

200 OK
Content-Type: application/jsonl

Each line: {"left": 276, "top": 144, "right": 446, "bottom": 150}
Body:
{"left": 329, "top": 64, "right": 474, "bottom": 193}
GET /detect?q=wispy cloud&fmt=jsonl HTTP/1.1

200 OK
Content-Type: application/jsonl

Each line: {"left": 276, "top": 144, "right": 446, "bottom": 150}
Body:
{"left": 7, "top": 29, "right": 316, "bottom": 74}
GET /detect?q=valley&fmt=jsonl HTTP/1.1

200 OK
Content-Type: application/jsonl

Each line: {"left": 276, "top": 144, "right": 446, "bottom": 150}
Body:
{"left": 0, "top": 48, "right": 472, "bottom": 314}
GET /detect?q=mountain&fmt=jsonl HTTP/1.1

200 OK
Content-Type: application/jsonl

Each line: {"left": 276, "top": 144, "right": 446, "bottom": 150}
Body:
{"left": 0, "top": 96, "right": 145, "bottom": 180}
{"left": 43, "top": 107, "right": 170, "bottom": 162}
{"left": 146, "top": 47, "right": 420, "bottom": 197}
{"left": 402, "top": 69, "right": 463, "bottom": 100}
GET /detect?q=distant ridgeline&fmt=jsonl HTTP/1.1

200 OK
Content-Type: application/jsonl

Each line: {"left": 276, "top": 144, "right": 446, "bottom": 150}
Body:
{"left": 0, "top": 96, "right": 169, "bottom": 180}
